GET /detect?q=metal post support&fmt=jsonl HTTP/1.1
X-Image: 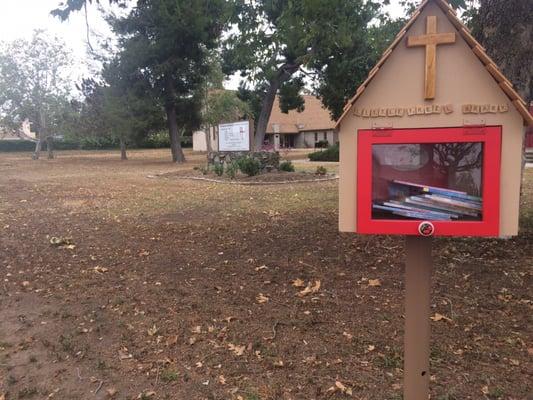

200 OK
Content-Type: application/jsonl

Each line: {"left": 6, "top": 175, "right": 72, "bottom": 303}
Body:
{"left": 404, "top": 236, "right": 433, "bottom": 400}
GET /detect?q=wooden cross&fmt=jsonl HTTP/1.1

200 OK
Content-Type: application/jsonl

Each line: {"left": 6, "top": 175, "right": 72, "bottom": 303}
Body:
{"left": 407, "top": 16, "right": 456, "bottom": 99}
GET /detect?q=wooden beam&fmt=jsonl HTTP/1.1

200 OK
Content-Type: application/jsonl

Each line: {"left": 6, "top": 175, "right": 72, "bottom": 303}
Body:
{"left": 486, "top": 63, "right": 511, "bottom": 86}
{"left": 472, "top": 46, "right": 492, "bottom": 65}
{"left": 513, "top": 100, "right": 533, "bottom": 126}
{"left": 500, "top": 81, "right": 526, "bottom": 105}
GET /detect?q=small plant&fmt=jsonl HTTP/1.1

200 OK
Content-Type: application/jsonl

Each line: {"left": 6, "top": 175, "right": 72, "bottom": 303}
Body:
{"left": 161, "top": 368, "right": 179, "bottom": 382}
{"left": 315, "top": 166, "right": 327, "bottom": 175}
{"left": 18, "top": 387, "right": 38, "bottom": 398}
{"left": 237, "top": 156, "right": 261, "bottom": 177}
{"left": 279, "top": 160, "right": 295, "bottom": 172}
{"left": 225, "top": 161, "right": 239, "bottom": 179}
{"left": 213, "top": 162, "right": 224, "bottom": 176}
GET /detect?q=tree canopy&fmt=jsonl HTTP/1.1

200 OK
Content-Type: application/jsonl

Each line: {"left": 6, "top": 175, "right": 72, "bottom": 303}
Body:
{"left": 0, "top": 30, "right": 74, "bottom": 159}
{"left": 222, "top": 0, "right": 386, "bottom": 148}
{"left": 111, "top": 0, "right": 231, "bottom": 162}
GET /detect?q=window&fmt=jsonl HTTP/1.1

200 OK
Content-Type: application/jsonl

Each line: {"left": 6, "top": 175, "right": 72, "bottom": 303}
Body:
{"left": 356, "top": 127, "right": 501, "bottom": 236}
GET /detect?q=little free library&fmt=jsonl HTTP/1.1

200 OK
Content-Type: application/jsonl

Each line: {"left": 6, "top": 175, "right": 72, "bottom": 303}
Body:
{"left": 335, "top": 0, "right": 532, "bottom": 398}
{"left": 337, "top": 0, "right": 532, "bottom": 239}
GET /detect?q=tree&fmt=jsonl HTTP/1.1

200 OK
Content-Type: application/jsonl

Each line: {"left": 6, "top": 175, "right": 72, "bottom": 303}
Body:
{"left": 223, "top": 0, "right": 383, "bottom": 148}
{"left": 110, "top": 0, "right": 230, "bottom": 163}
{"left": 75, "top": 59, "right": 164, "bottom": 160}
{"left": 468, "top": 0, "right": 532, "bottom": 102}
{"left": 0, "top": 30, "right": 74, "bottom": 159}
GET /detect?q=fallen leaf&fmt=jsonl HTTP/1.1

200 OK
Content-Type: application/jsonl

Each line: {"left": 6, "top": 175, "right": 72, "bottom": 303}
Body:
{"left": 191, "top": 325, "right": 201, "bottom": 334}
{"left": 228, "top": 343, "right": 245, "bottom": 356}
{"left": 256, "top": 293, "right": 269, "bottom": 303}
{"left": 106, "top": 388, "right": 118, "bottom": 397}
{"left": 292, "top": 278, "right": 305, "bottom": 288}
{"left": 298, "top": 280, "right": 321, "bottom": 297}
{"left": 218, "top": 375, "right": 226, "bottom": 385}
{"left": 335, "top": 381, "right": 353, "bottom": 396}
{"left": 273, "top": 360, "right": 284, "bottom": 367}
{"left": 430, "top": 313, "right": 452, "bottom": 323}
{"left": 118, "top": 347, "right": 132, "bottom": 360}
{"left": 166, "top": 335, "right": 178, "bottom": 346}
{"left": 147, "top": 325, "right": 158, "bottom": 336}
{"left": 342, "top": 332, "right": 353, "bottom": 340}
{"left": 367, "top": 345, "right": 376, "bottom": 352}
{"left": 481, "top": 386, "right": 489, "bottom": 395}
{"left": 93, "top": 266, "right": 108, "bottom": 274}
{"left": 137, "top": 391, "right": 156, "bottom": 399}
{"left": 368, "top": 279, "right": 381, "bottom": 287}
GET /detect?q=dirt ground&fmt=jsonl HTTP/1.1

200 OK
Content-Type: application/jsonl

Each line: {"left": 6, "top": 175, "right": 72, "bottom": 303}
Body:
{"left": 0, "top": 149, "right": 531, "bottom": 400}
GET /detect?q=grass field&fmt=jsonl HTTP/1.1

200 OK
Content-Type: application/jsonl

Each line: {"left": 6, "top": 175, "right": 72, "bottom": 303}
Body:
{"left": 0, "top": 149, "right": 531, "bottom": 400}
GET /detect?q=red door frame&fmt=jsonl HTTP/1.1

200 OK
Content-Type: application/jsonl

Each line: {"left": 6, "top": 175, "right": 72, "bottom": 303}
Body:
{"left": 356, "top": 126, "right": 501, "bottom": 237}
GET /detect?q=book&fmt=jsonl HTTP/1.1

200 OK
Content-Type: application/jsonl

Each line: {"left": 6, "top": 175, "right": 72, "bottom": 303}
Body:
{"left": 373, "top": 180, "right": 482, "bottom": 221}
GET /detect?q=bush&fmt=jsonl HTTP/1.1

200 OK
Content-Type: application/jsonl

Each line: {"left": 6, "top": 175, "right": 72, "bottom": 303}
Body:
{"left": 0, "top": 139, "right": 81, "bottom": 152}
{"left": 0, "top": 140, "right": 37, "bottom": 152}
{"left": 308, "top": 143, "right": 339, "bottom": 162}
{"left": 237, "top": 156, "right": 261, "bottom": 176}
{"left": 315, "top": 139, "right": 329, "bottom": 148}
{"left": 279, "top": 160, "right": 295, "bottom": 172}
{"left": 315, "top": 166, "right": 327, "bottom": 175}
{"left": 225, "top": 161, "right": 239, "bottom": 179}
{"left": 213, "top": 163, "right": 224, "bottom": 176}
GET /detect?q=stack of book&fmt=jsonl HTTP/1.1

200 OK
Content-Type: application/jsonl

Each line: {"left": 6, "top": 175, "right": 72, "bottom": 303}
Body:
{"left": 372, "top": 180, "right": 482, "bottom": 221}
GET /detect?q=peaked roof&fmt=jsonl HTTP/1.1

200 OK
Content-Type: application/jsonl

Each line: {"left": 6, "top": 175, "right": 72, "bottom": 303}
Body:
{"left": 267, "top": 95, "right": 336, "bottom": 134}
{"left": 335, "top": 0, "right": 533, "bottom": 128}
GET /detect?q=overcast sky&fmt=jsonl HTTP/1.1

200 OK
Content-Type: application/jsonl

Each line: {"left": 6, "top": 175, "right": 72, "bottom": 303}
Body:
{"left": 0, "top": 0, "right": 406, "bottom": 91}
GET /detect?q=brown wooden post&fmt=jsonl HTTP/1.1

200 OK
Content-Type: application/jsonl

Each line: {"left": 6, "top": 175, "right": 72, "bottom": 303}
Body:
{"left": 404, "top": 236, "right": 433, "bottom": 400}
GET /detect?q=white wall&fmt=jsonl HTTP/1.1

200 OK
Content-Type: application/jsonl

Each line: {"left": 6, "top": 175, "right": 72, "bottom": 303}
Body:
{"left": 193, "top": 127, "right": 218, "bottom": 152}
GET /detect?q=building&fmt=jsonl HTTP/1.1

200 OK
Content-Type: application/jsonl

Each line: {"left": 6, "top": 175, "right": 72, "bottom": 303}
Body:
{"left": 0, "top": 120, "right": 37, "bottom": 141}
{"left": 265, "top": 95, "right": 337, "bottom": 148}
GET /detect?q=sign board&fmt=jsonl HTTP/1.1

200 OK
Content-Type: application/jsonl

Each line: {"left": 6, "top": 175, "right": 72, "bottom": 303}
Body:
{"left": 218, "top": 121, "right": 251, "bottom": 152}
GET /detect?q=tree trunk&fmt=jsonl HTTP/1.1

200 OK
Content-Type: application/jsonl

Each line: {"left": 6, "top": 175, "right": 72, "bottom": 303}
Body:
{"left": 32, "top": 139, "right": 42, "bottom": 160}
{"left": 166, "top": 104, "right": 186, "bottom": 163}
{"left": 120, "top": 137, "right": 128, "bottom": 160}
{"left": 205, "top": 126, "right": 212, "bottom": 153}
{"left": 254, "top": 64, "right": 299, "bottom": 150}
{"left": 46, "top": 136, "right": 54, "bottom": 159}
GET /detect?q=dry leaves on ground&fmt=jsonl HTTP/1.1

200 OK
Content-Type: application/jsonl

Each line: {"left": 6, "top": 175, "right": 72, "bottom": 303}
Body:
{"left": 298, "top": 280, "right": 321, "bottom": 296}
{"left": 256, "top": 293, "right": 269, "bottom": 303}
{"left": 368, "top": 279, "right": 381, "bottom": 287}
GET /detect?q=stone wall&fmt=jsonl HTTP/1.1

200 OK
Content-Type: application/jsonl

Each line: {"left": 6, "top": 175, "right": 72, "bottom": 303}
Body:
{"left": 207, "top": 151, "right": 280, "bottom": 170}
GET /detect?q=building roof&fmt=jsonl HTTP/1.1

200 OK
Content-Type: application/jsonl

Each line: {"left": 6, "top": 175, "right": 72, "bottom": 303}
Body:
{"left": 267, "top": 95, "right": 336, "bottom": 135}
{"left": 335, "top": 0, "right": 533, "bottom": 128}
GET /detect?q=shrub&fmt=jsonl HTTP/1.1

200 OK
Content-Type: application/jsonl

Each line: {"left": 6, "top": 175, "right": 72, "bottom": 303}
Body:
{"left": 315, "top": 139, "right": 329, "bottom": 148}
{"left": 279, "top": 160, "right": 295, "bottom": 172}
{"left": 225, "top": 161, "right": 239, "bottom": 179}
{"left": 237, "top": 156, "right": 261, "bottom": 176}
{"left": 308, "top": 143, "right": 339, "bottom": 162}
{"left": 213, "top": 163, "right": 224, "bottom": 176}
{"left": 315, "top": 166, "right": 327, "bottom": 175}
